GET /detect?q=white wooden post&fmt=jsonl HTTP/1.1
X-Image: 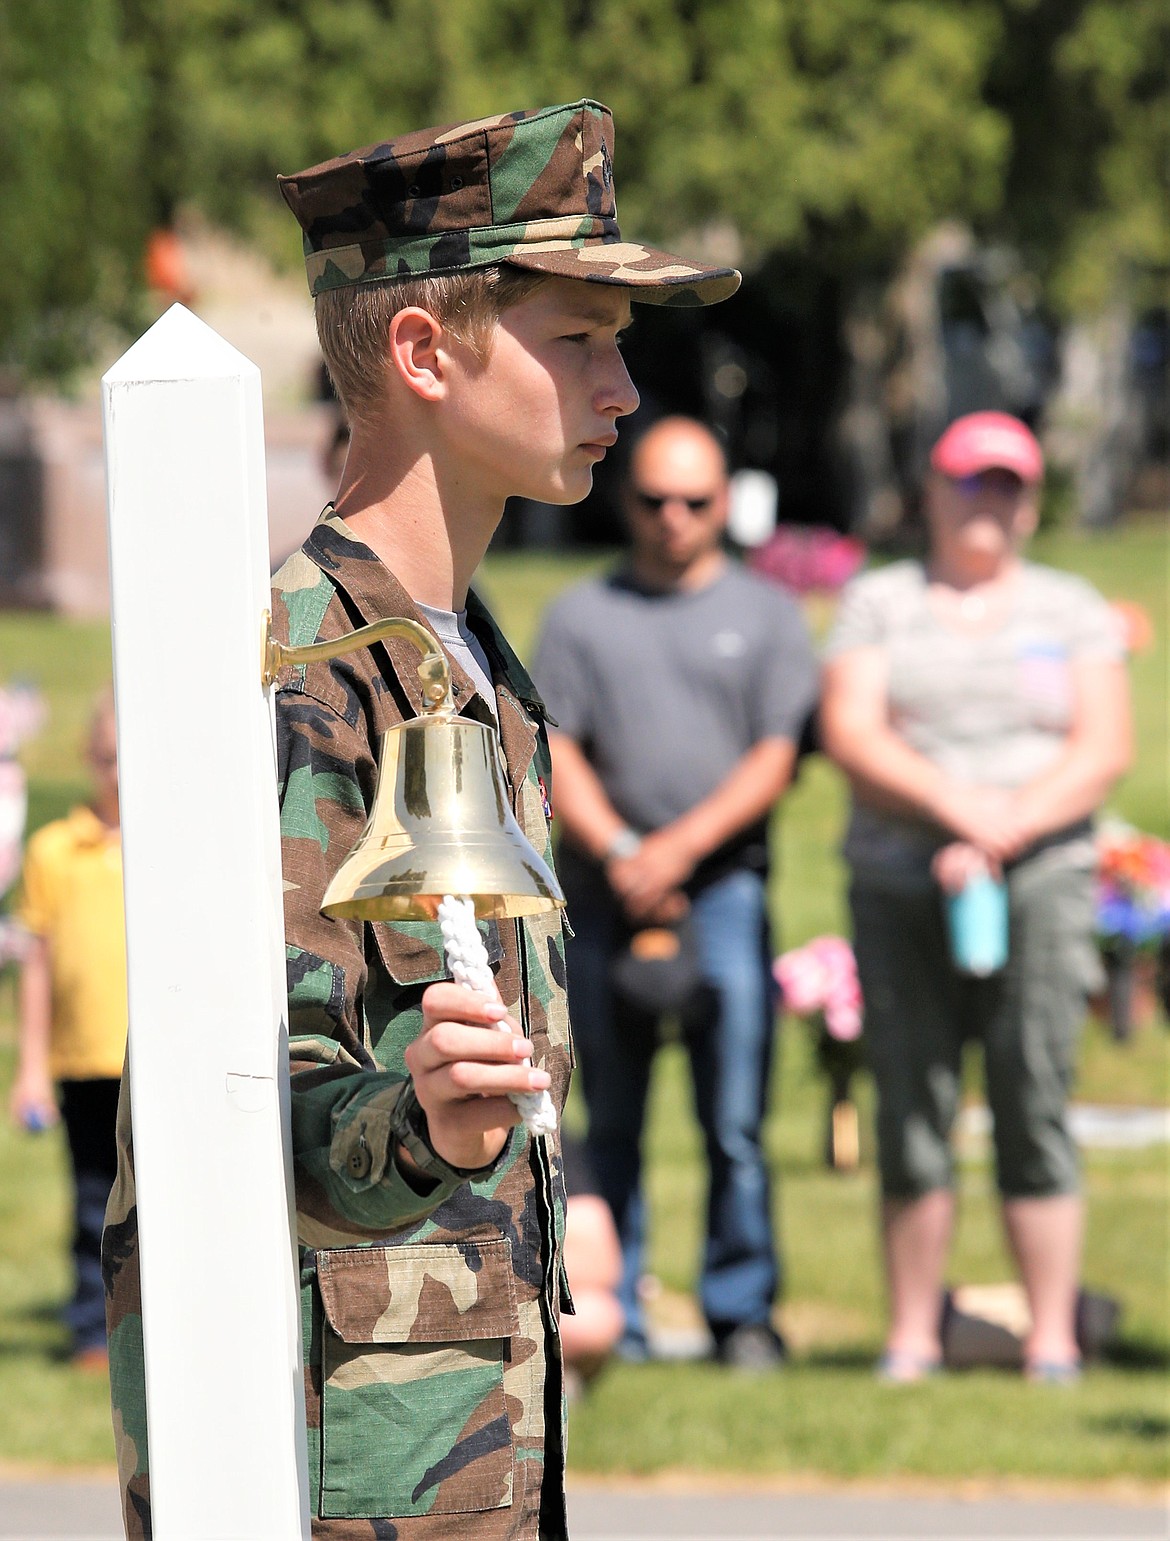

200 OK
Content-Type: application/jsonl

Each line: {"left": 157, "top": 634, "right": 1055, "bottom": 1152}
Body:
{"left": 102, "top": 304, "right": 311, "bottom": 1538}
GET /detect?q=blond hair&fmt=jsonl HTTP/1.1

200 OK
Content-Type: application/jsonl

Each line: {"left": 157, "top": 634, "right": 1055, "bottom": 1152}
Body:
{"left": 315, "top": 266, "right": 550, "bottom": 422}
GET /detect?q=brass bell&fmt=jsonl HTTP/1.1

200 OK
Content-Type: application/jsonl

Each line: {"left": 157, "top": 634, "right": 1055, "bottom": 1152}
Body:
{"left": 261, "top": 609, "right": 564, "bottom": 922}
{"left": 321, "top": 710, "right": 564, "bottom": 921}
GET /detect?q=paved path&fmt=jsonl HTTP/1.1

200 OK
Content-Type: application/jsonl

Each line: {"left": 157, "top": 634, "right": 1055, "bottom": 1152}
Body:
{"left": 2, "top": 1477, "right": 1166, "bottom": 1539}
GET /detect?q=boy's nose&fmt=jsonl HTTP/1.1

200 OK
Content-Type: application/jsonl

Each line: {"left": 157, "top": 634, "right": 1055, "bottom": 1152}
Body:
{"left": 599, "top": 351, "right": 640, "bottom": 421}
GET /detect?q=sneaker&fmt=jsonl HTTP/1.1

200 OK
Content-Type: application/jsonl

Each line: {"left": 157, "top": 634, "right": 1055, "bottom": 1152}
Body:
{"left": 713, "top": 1323, "right": 787, "bottom": 1372}
{"left": 876, "top": 1350, "right": 942, "bottom": 1385}
{"left": 1025, "top": 1357, "right": 1082, "bottom": 1386}
{"left": 615, "top": 1330, "right": 652, "bottom": 1364}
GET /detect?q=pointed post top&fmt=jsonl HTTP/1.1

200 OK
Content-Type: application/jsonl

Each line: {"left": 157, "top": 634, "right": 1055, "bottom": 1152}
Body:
{"left": 103, "top": 304, "right": 259, "bottom": 387}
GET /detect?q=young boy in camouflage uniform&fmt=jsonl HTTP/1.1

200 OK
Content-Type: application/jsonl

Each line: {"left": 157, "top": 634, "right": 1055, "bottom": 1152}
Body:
{"left": 104, "top": 98, "right": 737, "bottom": 1538}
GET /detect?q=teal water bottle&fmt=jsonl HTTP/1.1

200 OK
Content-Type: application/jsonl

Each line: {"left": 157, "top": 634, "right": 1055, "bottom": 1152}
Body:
{"left": 946, "top": 872, "right": 1009, "bottom": 976}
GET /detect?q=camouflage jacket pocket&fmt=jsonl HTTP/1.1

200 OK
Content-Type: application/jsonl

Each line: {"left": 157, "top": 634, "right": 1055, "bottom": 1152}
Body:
{"left": 371, "top": 915, "right": 504, "bottom": 988}
{"left": 316, "top": 1239, "right": 518, "bottom": 1521}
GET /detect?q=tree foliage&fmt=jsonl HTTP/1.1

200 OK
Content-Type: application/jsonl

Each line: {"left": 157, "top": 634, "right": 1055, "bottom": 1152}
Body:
{"left": 987, "top": 0, "right": 1170, "bottom": 313}
{"left": 0, "top": 0, "right": 150, "bottom": 376}
{"left": 0, "top": 0, "right": 1165, "bottom": 378}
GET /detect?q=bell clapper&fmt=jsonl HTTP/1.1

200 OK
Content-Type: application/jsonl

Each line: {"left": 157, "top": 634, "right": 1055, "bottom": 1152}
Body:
{"left": 437, "top": 895, "right": 557, "bottom": 1138}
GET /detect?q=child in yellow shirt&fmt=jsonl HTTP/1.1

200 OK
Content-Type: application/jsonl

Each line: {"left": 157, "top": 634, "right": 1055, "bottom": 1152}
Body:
{"left": 9, "top": 691, "right": 126, "bottom": 1367}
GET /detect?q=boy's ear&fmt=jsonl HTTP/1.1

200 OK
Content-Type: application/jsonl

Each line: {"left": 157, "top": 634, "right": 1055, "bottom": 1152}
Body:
{"left": 387, "top": 307, "right": 448, "bottom": 402}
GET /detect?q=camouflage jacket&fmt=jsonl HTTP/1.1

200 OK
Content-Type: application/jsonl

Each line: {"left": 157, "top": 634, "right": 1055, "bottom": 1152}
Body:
{"left": 104, "top": 512, "right": 573, "bottom": 1540}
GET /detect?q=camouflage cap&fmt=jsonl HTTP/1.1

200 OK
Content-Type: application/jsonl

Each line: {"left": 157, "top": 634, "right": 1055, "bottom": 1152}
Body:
{"left": 278, "top": 99, "right": 739, "bottom": 307}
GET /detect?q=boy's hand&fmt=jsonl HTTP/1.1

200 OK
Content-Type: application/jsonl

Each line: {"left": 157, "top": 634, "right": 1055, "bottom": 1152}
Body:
{"left": 9, "top": 1070, "right": 58, "bottom": 1132}
{"left": 403, "top": 983, "right": 550, "bottom": 1172}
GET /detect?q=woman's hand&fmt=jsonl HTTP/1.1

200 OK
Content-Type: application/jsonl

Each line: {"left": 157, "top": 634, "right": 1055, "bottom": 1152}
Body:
{"left": 928, "top": 783, "right": 1037, "bottom": 863}
{"left": 932, "top": 841, "right": 999, "bottom": 894}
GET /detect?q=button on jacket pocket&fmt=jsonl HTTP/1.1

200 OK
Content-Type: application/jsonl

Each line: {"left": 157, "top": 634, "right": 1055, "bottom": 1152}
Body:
{"left": 315, "top": 1239, "right": 518, "bottom": 1520}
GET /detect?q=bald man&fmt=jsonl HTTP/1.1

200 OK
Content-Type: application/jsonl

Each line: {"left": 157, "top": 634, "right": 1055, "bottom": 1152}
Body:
{"left": 534, "top": 417, "right": 817, "bottom": 1370}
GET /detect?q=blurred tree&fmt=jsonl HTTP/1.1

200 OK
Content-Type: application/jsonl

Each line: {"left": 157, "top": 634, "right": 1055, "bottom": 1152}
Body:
{"left": 987, "top": 0, "right": 1170, "bottom": 313}
{"left": 153, "top": 0, "right": 1010, "bottom": 268}
{"left": 0, "top": 0, "right": 150, "bottom": 378}
{"left": 0, "top": 0, "right": 1164, "bottom": 379}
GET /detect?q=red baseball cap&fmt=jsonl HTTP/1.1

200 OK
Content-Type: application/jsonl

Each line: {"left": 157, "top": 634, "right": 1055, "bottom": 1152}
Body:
{"left": 930, "top": 412, "right": 1044, "bottom": 484}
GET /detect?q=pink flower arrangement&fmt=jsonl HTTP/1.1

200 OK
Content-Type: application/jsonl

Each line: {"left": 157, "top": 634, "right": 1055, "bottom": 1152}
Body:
{"left": 748, "top": 525, "right": 866, "bottom": 597}
{"left": 0, "top": 684, "right": 44, "bottom": 902}
{"left": 774, "top": 935, "right": 863, "bottom": 1041}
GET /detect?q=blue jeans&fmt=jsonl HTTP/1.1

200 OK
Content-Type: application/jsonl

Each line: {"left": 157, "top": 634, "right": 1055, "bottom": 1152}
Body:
{"left": 564, "top": 858, "right": 780, "bottom": 1348}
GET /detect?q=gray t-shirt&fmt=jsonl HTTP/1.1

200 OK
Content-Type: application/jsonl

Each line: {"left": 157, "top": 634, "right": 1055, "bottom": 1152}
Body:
{"left": 534, "top": 562, "right": 818, "bottom": 871}
{"left": 824, "top": 559, "right": 1124, "bottom": 881}
{"left": 417, "top": 600, "right": 497, "bottom": 725}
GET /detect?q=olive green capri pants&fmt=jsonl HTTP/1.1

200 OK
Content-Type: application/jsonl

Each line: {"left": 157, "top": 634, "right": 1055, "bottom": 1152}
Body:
{"left": 850, "top": 854, "right": 1102, "bottom": 1200}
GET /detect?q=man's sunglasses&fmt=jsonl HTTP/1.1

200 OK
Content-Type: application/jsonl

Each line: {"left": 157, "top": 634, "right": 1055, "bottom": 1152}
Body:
{"left": 633, "top": 490, "right": 716, "bottom": 514}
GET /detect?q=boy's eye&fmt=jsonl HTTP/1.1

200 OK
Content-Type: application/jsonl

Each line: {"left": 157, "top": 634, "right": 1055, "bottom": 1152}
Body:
{"left": 559, "top": 321, "right": 633, "bottom": 347}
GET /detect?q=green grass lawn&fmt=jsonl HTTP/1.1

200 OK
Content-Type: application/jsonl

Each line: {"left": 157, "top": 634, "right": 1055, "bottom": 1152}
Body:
{"left": 0, "top": 519, "right": 1166, "bottom": 1482}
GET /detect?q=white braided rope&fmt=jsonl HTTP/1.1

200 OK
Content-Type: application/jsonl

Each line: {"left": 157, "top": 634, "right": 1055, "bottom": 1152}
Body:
{"left": 437, "top": 895, "right": 557, "bottom": 1137}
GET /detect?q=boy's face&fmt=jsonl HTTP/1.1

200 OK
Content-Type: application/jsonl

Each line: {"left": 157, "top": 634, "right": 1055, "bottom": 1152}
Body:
{"left": 87, "top": 708, "right": 119, "bottom": 817}
{"left": 443, "top": 276, "right": 639, "bottom": 507}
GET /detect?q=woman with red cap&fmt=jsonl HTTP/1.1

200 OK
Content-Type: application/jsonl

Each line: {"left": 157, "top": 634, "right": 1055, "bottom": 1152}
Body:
{"left": 821, "top": 412, "right": 1131, "bottom": 1384}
